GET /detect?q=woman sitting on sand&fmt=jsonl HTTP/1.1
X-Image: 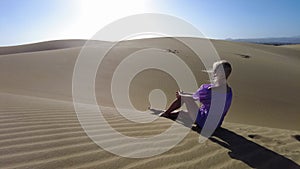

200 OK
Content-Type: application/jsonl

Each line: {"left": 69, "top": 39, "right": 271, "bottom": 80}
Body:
{"left": 161, "top": 60, "right": 233, "bottom": 130}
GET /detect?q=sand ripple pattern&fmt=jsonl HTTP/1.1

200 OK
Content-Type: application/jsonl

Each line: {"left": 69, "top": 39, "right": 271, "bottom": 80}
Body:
{"left": 0, "top": 93, "right": 299, "bottom": 169}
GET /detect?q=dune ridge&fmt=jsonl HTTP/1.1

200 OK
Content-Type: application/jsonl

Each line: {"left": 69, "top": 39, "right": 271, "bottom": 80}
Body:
{"left": 0, "top": 39, "right": 113, "bottom": 55}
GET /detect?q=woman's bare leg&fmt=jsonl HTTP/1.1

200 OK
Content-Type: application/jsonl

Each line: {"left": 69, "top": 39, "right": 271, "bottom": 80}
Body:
{"left": 164, "top": 96, "right": 182, "bottom": 115}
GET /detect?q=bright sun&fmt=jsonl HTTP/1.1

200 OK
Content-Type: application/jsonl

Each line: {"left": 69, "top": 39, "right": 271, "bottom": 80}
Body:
{"left": 72, "top": 0, "right": 153, "bottom": 39}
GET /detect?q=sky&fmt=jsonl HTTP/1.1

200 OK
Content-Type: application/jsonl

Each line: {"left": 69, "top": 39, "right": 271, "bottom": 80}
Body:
{"left": 0, "top": 0, "right": 300, "bottom": 46}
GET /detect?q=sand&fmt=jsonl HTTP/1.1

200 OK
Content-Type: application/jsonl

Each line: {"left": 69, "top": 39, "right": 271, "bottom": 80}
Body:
{"left": 280, "top": 44, "right": 300, "bottom": 50}
{"left": 0, "top": 38, "right": 299, "bottom": 168}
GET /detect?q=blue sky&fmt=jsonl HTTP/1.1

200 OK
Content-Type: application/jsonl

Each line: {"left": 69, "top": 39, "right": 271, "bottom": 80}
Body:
{"left": 1, "top": 0, "right": 300, "bottom": 46}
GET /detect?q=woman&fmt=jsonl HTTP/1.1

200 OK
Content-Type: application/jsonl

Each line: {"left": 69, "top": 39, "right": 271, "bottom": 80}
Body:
{"left": 161, "top": 60, "right": 233, "bottom": 130}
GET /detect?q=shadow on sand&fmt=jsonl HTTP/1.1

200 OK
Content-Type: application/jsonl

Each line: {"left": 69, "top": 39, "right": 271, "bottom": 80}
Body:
{"left": 209, "top": 127, "right": 300, "bottom": 169}
{"left": 149, "top": 108, "right": 300, "bottom": 169}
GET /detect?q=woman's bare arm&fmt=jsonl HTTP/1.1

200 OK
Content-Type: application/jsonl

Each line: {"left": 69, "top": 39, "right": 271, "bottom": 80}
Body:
{"left": 178, "top": 91, "right": 195, "bottom": 98}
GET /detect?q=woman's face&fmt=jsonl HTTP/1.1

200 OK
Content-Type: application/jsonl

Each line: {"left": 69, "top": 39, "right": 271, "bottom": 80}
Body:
{"left": 213, "top": 66, "right": 226, "bottom": 79}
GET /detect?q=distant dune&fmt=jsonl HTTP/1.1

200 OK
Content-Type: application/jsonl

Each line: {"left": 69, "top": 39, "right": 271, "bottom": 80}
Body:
{"left": 0, "top": 40, "right": 86, "bottom": 55}
{"left": 228, "top": 35, "right": 300, "bottom": 45}
{"left": 0, "top": 38, "right": 299, "bottom": 168}
{"left": 0, "top": 39, "right": 111, "bottom": 55}
{"left": 280, "top": 44, "right": 300, "bottom": 50}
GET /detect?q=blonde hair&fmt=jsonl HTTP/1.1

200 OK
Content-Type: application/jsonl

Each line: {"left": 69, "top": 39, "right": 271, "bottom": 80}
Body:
{"left": 212, "top": 60, "right": 232, "bottom": 86}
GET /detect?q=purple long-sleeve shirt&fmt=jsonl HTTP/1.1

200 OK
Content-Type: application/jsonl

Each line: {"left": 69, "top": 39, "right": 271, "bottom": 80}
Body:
{"left": 192, "top": 84, "right": 233, "bottom": 128}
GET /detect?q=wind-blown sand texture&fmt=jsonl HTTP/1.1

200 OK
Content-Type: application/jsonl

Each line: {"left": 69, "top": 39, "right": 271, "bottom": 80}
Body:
{"left": 0, "top": 38, "right": 299, "bottom": 168}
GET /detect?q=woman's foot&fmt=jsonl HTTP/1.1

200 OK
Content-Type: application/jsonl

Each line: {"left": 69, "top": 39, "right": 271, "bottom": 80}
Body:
{"left": 160, "top": 112, "right": 179, "bottom": 120}
{"left": 191, "top": 124, "right": 201, "bottom": 132}
{"left": 159, "top": 112, "right": 170, "bottom": 118}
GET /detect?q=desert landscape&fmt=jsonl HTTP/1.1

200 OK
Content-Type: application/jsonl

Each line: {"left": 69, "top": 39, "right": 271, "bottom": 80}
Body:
{"left": 0, "top": 37, "right": 299, "bottom": 168}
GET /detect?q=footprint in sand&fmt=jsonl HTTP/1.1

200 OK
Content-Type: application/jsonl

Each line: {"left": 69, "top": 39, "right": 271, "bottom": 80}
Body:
{"left": 248, "top": 134, "right": 284, "bottom": 145}
{"left": 235, "top": 53, "right": 251, "bottom": 59}
{"left": 248, "top": 134, "right": 262, "bottom": 139}
{"left": 166, "top": 49, "right": 179, "bottom": 54}
{"left": 292, "top": 135, "right": 300, "bottom": 142}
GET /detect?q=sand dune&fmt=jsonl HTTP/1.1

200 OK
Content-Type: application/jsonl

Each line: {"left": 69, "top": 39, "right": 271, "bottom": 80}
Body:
{"left": 0, "top": 39, "right": 111, "bottom": 55}
{"left": 280, "top": 44, "right": 300, "bottom": 50}
{"left": 0, "top": 38, "right": 299, "bottom": 168}
{"left": 0, "top": 38, "right": 299, "bottom": 130}
{"left": 0, "top": 92, "right": 299, "bottom": 169}
{"left": 0, "top": 40, "right": 85, "bottom": 55}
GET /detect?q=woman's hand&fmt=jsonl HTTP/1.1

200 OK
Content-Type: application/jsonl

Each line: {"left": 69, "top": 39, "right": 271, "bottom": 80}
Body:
{"left": 176, "top": 91, "right": 181, "bottom": 99}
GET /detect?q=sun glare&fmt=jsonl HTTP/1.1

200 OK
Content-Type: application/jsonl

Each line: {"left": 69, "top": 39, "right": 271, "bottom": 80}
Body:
{"left": 72, "top": 0, "right": 153, "bottom": 40}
